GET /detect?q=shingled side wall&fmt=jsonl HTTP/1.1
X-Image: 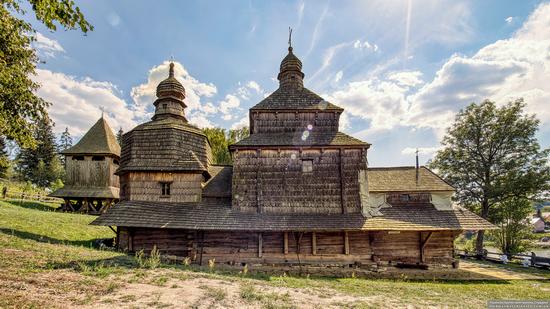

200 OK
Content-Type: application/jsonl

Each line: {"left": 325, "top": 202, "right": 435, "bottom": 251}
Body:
{"left": 251, "top": 111, "right": 340, "bottom": 134}
{"left": 232, "top": 148, "right": 367, "bottom": 214}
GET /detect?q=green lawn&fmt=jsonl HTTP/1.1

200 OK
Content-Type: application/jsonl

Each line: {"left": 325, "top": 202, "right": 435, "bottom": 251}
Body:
{"left": 0, "top": 199, "right": 549, "bottom": 308}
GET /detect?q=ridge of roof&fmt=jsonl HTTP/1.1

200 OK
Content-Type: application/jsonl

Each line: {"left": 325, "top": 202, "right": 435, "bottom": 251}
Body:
{"left": 62, "top": 117, "right": 120, "bottom": 156}
{"left": 250, "top": 87, "right": 343, "bottom": 111}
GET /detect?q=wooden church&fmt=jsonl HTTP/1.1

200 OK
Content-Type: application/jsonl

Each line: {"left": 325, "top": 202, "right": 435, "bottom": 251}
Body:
{"left": 51, "top": 117, "right": 120, "bottom": 214}
{"left": 93, "top": 43, "right": 493, "bottom": 268}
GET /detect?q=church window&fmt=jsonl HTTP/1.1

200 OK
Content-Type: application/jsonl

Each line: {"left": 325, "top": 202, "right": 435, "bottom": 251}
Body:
{"left": 302, "top": 159, "right": 313, "bottom": 173}
{"left": 92, "top": 156, "right": 105, "bottom": 161}
{"left": 73, "top": 156, "right": 84, "bottom": 161}
{"left": 399, "top": 194, "right": 410, "bottom": 202}
{"left": 160, "top": 182, "right": 171, "bottom": 196}
{"left": 163, "top": 103, "right": 168, "bottom": 109}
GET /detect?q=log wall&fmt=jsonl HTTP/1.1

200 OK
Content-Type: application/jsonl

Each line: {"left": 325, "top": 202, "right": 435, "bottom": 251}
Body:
{"left": 65, "top": 155, "right": 119, "bottom": 188}
{"left": 251, "top": 111, "right": 341, "bottom": 134}
{"left": 120, "top": 172, "right": 203, "bottom": 203}
{"left": 118, "top": 228, "right": 458, "bottom": 267}
{"left": 232, "top": 148, "right": 367, "bottom": 214}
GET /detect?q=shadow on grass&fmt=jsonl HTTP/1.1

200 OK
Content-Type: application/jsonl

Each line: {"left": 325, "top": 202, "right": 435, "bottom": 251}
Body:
{"left": 3, "top": 199, "right": 60, "bottom": 212}
{"left": 0, "top": 228, "right": 109, "bottom": 247}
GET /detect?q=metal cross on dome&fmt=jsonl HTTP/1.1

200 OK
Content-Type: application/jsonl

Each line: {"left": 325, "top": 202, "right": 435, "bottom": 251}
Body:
{"left": 288, "top": 27, "right": 293, "bottom": 49}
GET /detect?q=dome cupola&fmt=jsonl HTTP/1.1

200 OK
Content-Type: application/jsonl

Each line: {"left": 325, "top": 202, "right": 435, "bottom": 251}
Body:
{"left": 152, "top": 62, "right": 188, "bottom": 121}
{"left": 277, "top": 45, "right": 304, "bottom": 89}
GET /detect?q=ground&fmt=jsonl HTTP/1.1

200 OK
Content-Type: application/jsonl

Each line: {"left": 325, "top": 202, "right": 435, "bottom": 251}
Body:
{"left": 1, "top": 199, "right": 549, "bottom": 308}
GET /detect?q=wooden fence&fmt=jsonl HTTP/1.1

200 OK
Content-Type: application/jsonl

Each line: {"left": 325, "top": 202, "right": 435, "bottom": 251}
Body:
{"left": 1, "top": 189, "right": 63, "bottom": 204}
{"left": 455, "top": 249, "right": 550, "bottom": 269}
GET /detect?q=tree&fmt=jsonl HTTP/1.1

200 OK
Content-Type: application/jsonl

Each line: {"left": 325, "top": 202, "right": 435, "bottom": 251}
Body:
{"left": 58, "top": 127, "right": 73, "bottom": 152}
{"left": 429, "top": 99, "right": 550, "bottom": 256}
{"left": 489, "top": 197, "right": 534, "bottom": 256}
{"left": 203, "top": 127, "right": 249, "bottom": 165}
{"left": 17, "top": 117, "right": 62, "bottom": 187}
{"left": 1, "top": 0, "right": 92, "bottom": 148}
{"left": 0, "top": 136, "right": 9, "bottom": 178}
{"left": 116, "top": 127, "right": 124, "bottom": 146}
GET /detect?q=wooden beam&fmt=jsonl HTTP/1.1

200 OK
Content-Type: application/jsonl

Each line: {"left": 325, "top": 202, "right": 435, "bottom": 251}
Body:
{"left": 108, "top": 226, "right": 116, "bottom": 234}
{"left": 420, "top": 231, "right": 433, "bottom": 263}
{"left": 283, "top": 232, "right": 289, "bottom": 254}
{"left": 258, "top": 233, "right": 263, "bottom": 258}
{"left": 344, "top": 231, "right": 350, "bottom": 255}
{"left": 312, "top": 232, "right": 317, "bottom": 255}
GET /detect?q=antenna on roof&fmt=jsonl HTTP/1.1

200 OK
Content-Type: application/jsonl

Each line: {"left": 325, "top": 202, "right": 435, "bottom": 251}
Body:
{"left": 100, "top": 106, "right": 105, "bottom": 118}
{"left": 415, "top": 148, "right": 419, "bottom": 185}
{"left": 288, "top": 27, "right": 293, "bottom": 51}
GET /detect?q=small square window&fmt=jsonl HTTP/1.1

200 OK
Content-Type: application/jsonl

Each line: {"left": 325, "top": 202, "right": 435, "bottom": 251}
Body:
{"left": 302, "top": 160, "right": 313, "bottom": 173}
{"left": 160, "top": 182, "right": 171, "bottom": 196}
{"left": 162, "top": 103, "right": 168, "bottom": 109}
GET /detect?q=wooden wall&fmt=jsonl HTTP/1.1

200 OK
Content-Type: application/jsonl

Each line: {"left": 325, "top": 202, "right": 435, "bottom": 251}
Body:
{"left": 65, "top": 155, "right": 119, "bottom": 188}
{"left": 232, "top": 148, "right": 367, "bottom": 214}
{"left": 121, "top": 172, "right": 203, "bottom": 203}
{"left": 118, "top": 228, "right": 458, "bottom": 267}
{"left": 250, "top": 111, "right": 340, "bottom": 134}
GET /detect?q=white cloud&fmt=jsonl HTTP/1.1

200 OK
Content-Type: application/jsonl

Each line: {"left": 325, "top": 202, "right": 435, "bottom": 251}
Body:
{"left": 408, "top": 2, "right": 550, "bottom": 134}
{"left": 219, "top": 94, "right": 241, "bottom": 115}
{"left": 246, "top": 81, "right": 262, "bottom": 93}
{"left": 387, "top": 71, "right": 423, "bottom": 87}
{"left": 334, "top": 70, "right": 343, "bottom": 83}
{"left": 353, "top": 39, "right": 379, "bottom": 52}
{"left": 188, "top": 112, "right": 214, "bottom": 128}
{"left": 231, "top": 112, "right": 249, "bottom": 130}
{"left": 201, "top": 102, "right": 218, "bottom": 114}
{"left": 329, "top": 2, "right": 550, "bottom": 141}
{"left": 33, "top": 69, "right": 136, "bottom": 136}
{"left": 34, "top": 33, "right": 64, "bottom": 58}
{"left": 505, "top": 16, "right": 514, "bottom": 24}
{"left": 130, "top": 61, "right": 217, "bottom": 122}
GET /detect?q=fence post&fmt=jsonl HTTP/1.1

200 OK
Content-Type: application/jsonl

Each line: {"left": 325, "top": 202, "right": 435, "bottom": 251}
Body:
{"left": 531, "top": 252, "right": 536, "bottom": 267}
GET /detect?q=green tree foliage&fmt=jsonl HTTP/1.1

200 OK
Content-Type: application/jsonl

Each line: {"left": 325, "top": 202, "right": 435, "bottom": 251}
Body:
{"left": 0, "top": 136, "right": 9, "bottom": 178}
{"left": 116, "top": 127, "right": 124, "bottom": 146}
{"left": 429, "top": 99, "right": 550, "bottom": 255}
{"left": 489, "top": 197, "right": 534, "bottom": 256}
{"left": 17, "top": 118, "right": 63, "bottom": 187}
{"left": 203, "top": 127, "right": 249, "bottom": 165}
{"left": 58, "top": 127, "right": 72, "bottom": 152}
{"left": 0, "top": 0, "right": 92, "bottom": 148}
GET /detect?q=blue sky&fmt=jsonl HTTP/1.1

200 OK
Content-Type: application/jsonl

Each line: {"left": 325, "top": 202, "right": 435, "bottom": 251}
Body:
{"left": 24, "top": 0, "right": 550, "bottom": 166}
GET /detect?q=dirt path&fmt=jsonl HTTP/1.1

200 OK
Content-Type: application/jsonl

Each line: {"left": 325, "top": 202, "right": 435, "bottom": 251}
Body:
{"left": 459, "top": 260, "right": 547, "bottom": 280}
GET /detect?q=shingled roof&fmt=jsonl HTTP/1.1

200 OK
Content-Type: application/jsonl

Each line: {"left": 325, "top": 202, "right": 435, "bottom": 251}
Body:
{"left": 116, "top": 117, "right": 210, "bottom": 177}
{"left": 62, "top": 117, "right": 120, "bottom": 156}
{"left": 230, "top": 131, "right": 368, "bottom": 148}
{"left": 202, "top": 165, "right": 232, "bottom": 198}
{"left": 92, "top": 201, "right": 494, "bottom": 231}
{"left": 367, "top": 166, "right": 454, "bottom": 192}
{"left": 251, "top": 87, "right": 343, "bottom": 111}
{"left": 50, "top": 186, "right": 119, "bottom": 199}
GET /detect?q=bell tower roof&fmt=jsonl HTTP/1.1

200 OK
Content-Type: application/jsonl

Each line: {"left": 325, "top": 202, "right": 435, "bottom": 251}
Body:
{"left": 153, "top": 62, "right": 188, "bottom": 121}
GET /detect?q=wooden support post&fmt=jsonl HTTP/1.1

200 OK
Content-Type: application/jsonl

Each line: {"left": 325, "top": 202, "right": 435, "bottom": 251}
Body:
{"left": 344, "top": 231, "right": 350, "bottom": 255}
{"left": 283, "top": 232, "right": 289, "bottom": 255}
{"left": 420, "top": 231, "right": 433, "bottom": 263}
{"left": 199, "top": 231, "right": 205, "bottom": 266}
{"left": 312, "top": 232, "right": 317, "bottom": 255}
{"left": 128, "top": 228, "right": 134, "bottom": 252}
{"left": 258, "top": 232, "right": 263, "bottom": 258}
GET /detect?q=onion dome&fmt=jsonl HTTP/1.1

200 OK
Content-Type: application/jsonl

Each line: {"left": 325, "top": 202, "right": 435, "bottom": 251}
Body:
{"left": 153, "top": 62, "right": 188, "bottom": 121}
{"left": 277, "top": 46, "right": 304, "bottom": 88}
{"left": 156, "top": 63, "right": 185, "bottom": 100}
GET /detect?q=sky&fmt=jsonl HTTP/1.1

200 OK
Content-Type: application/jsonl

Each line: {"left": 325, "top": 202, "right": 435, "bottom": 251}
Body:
{"left": 21, "top": 0, "right": 550, "bottom": 167}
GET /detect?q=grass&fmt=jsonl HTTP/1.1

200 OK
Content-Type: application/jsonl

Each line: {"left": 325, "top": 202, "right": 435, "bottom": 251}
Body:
{"left": 0, "top": 198, "right": 549, "bottom": 308}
